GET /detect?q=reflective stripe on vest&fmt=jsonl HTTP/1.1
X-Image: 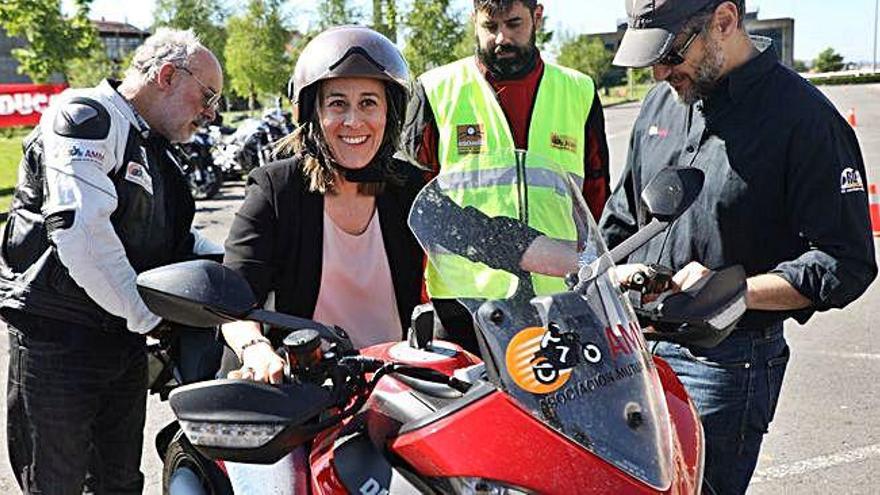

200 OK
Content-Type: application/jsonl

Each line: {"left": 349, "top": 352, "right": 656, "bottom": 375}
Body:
{"left": 436, "top": 167, "right": 586, "bottom": 197}
{"left": 421, "top": 57, "right": 595, "bottom": 299}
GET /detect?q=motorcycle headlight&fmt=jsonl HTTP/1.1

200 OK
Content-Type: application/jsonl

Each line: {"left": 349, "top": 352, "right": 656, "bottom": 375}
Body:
{"left": 439, "top": 477, "right": 533, "bottom": 495}
{"left": 179, "top": 420, "right": 284, "bottom": 449}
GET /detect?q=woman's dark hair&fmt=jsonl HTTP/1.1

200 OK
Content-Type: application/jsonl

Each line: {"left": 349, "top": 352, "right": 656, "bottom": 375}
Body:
{"left": 274, "top": 79, "right": 407, "bottom": 196}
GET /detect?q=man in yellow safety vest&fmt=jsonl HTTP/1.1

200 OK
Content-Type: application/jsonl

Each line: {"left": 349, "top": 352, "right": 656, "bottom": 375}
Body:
{"left": 402, "top": 0, "right": 611, "bottom": 352}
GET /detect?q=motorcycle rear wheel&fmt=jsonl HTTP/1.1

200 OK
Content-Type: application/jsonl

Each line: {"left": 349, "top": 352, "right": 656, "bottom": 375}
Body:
{"left": 163, "top": 431, "right": 233, "bottom": 495}
{"left": 189, "top": 164, "right": 223, "bottom": 200}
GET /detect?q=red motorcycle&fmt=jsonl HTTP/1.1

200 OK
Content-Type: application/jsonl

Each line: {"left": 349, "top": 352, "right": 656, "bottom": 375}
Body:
{"left": 138, "top": 152, "right": 745, "bottom": 494}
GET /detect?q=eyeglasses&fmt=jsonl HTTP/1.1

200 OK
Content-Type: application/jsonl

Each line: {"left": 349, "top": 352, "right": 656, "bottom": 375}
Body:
{"left": 657, "top": 30, "right": 700, "bottom": 66}
{"left": 175, "top": 65, "right": 222, "bottom": 110}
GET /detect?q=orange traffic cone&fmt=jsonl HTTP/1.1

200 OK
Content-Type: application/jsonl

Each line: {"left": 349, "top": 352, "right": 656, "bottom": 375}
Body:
{"left": 870, "top": 183, "right": 880, "bottom": 237}
{"left": 847, "top": 108, "right": 858, "bottom": 128}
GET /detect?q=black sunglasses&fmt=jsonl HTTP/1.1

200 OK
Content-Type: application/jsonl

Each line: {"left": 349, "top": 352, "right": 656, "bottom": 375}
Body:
{"left": 657, "top": 30, "right": 700, "bottom": 66}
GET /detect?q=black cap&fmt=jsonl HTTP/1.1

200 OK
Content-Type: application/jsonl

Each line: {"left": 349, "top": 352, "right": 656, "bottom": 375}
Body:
{"left": 614, "top": 0, "right": 721, "bottom": 68}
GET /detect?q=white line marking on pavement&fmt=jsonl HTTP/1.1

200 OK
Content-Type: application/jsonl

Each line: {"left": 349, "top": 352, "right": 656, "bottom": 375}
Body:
{"left": 751, "top": 444, "right": 880, "bottom": 483}
{"left": 797, "top": 350, "right": 880, "bottom": 361}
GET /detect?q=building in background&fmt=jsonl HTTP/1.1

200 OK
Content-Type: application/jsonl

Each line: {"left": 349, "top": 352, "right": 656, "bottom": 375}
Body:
{"left": 92, "top": 19, "right": 150, "bottom": 64}
{"left": 0, "top": 28, "right": 33, "bottom": 84}
{"left": 1, "top": 19, "right": 149, "bottom": 84}
{"left": 743, "top": 12, "right": 794, "bottom": 67}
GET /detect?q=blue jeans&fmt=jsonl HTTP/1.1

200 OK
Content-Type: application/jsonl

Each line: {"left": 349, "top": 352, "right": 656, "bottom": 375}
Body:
{"left": 650, "top": 324, "right": 790, "bottom": 495}
{"left": 5, "top": 310, "right": 147, "bottom": 494}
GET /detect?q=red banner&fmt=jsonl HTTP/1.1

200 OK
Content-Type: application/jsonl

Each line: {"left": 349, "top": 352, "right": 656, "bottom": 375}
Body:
{"left": 0, "top": 83, "right": 68, "bottom": 128}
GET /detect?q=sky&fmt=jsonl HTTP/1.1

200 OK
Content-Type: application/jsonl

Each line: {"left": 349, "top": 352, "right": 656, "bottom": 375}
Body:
{"left": 68, "top": 0, "right": 880, "bottom": 64}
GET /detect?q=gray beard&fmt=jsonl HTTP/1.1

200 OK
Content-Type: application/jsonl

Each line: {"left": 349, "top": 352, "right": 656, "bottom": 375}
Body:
{"left": 673, "top": 37, "right": 725, "bottom": 106}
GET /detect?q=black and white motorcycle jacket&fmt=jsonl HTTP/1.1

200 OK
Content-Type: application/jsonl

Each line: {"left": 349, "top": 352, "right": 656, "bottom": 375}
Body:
{"left": 0, "top": 80, "right": 222, "bottom": 334}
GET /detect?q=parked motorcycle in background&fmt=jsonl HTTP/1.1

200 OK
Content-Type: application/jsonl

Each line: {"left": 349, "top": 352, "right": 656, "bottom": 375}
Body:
{"left": 177, "top": 130, "right": 224, "bottom": 200}
{"left": 211, "top": 107, "right": 294, "bottom": 179}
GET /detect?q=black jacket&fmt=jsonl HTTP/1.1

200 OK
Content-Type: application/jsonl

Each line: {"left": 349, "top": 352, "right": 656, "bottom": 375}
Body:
{"left": 599, "top": 47, "right": 877, "bottom": 327}
{"left": 223, "top": 156, "right": 426, "bottom": 338}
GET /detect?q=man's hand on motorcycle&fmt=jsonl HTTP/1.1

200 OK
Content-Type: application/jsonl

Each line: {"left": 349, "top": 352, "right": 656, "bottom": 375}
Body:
{"left": 617, "top": 262, "right": 710, "bottom": 303}
{"left": 670, "top": 261, "right": 711, "bottom": 292}
{"left": 228, "top": 342, "right": 284, "bottom": 385}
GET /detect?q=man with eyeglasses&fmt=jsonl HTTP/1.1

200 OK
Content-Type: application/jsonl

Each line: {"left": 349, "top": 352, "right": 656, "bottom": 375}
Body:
{"left": 0, "top": 28, "right": 224, "bottom": 492}
{"left": 600, "top": 1, "right": 876, "bottom": 493}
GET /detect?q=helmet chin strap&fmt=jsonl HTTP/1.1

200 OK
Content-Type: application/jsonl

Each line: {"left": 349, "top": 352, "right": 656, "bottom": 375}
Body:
{"left": 335, "top": 159, "right": 385, "bottom": 183}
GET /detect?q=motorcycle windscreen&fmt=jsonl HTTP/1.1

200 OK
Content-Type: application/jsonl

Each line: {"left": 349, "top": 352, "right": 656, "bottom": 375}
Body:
{"left": 408, "top": 150, "right": 674, "bottom": 490}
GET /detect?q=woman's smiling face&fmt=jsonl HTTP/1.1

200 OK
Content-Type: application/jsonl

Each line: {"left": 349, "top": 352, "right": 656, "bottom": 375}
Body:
{"left": 318, "top": 77, "right": 387, "bottom": 170}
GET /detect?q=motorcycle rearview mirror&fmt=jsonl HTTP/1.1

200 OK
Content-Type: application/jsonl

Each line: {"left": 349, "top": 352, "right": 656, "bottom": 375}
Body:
{"left": 137, "top": 260, "right": 257, "bottom": 327}
{"left": 169, "top": 379, "right": 335, "bottom": 464}
{"left": 608, "top": 167, "right": 705, "bottom": 264}
{"left": 640, "top": 166, "right": 704, "bottom": 221}
{"left": 137, "top": 260, "right": 356, "bottom": 351}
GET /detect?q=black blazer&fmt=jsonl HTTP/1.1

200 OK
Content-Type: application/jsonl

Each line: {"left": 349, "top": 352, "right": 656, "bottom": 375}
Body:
{"left": 223, "top": 156, "right": 426, "bottom": 339}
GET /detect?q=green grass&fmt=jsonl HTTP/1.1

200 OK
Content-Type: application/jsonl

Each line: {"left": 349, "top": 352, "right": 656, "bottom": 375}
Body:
{"left": 0, "top": 136, "right": 22, "bottom": 215}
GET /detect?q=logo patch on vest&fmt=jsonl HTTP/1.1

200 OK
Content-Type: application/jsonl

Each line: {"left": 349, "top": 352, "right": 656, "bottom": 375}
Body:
{"left": 125, "top": 161, "right": 153, "bottom": 195}
{"left": 457, "top": 124, "right": 484, "bottom": 155}
{"left": 550, "top": 133, "right": 578, "bottom": 153}
{"left": 840, "top": 167, "right": 865, "bottom": 194}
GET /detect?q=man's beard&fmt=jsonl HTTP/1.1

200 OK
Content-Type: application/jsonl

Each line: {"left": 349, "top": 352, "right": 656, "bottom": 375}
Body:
{"left": 477, "top": 30, "right": 537, "bottom": 78}
{"left": 672, "top": 35, "right": 725, "bottom": 105}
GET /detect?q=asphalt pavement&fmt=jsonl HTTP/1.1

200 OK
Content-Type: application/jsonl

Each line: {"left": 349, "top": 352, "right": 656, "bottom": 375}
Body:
{"left": 0, "top": 83, "right": 878, "bottom": 494}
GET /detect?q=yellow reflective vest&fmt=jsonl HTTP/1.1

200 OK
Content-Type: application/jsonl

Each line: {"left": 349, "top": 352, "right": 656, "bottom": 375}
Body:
{"left": 419, "top": 57, "right": 595, "bottom": 299}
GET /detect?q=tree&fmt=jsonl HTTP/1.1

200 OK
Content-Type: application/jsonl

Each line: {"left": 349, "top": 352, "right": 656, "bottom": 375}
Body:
{"left": 316, "top": 0, "right": 361, "bottom": 30}
{"left": 536, "top": 15, "right": 553, "bottom": 50}
{"left": 371, "top": 0, "right": 397, "bottom": 41}
{"left": 66, "top": 44, "right": 122, "bottom": 88}
{"left": 813, "top": 48, "right": 844, "bottom": 73}
{"left": 557, "top": 34, "right": 613, "bottom": 88}
{"left": 225, "top": 0, "right": 290, "bottom": 109}
{"left": 452, "top": 17, "right": 476, "bottom": 61}
{"left": 401, "top": 0, "right": 466, "bottom": 75}
{"left": 0, "top": 0, "right": 99, "bottom": 82}
{"left": 792, "top": 59, "right": 809, "bottom": 73}
{"left": 153, "top": 0, "right": 229, "bottom": 70}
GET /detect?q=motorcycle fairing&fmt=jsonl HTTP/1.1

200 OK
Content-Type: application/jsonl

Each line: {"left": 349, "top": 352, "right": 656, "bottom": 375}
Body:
{"left": 474, "top": 285, "right": 673, "bottom": 490}
{"left": 408, "top": 150, "right": 675, "bottom": 490}
{"left": 332, "top": 432, "right": 425, "bottom": 494}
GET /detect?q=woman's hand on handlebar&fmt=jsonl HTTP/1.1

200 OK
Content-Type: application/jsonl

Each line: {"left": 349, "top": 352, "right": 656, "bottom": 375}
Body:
{"left": 228, "top": 341, "right": 285, "bottom": 385}
{"left": 222, "top": 320, "right": 285, "bottom": 384}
